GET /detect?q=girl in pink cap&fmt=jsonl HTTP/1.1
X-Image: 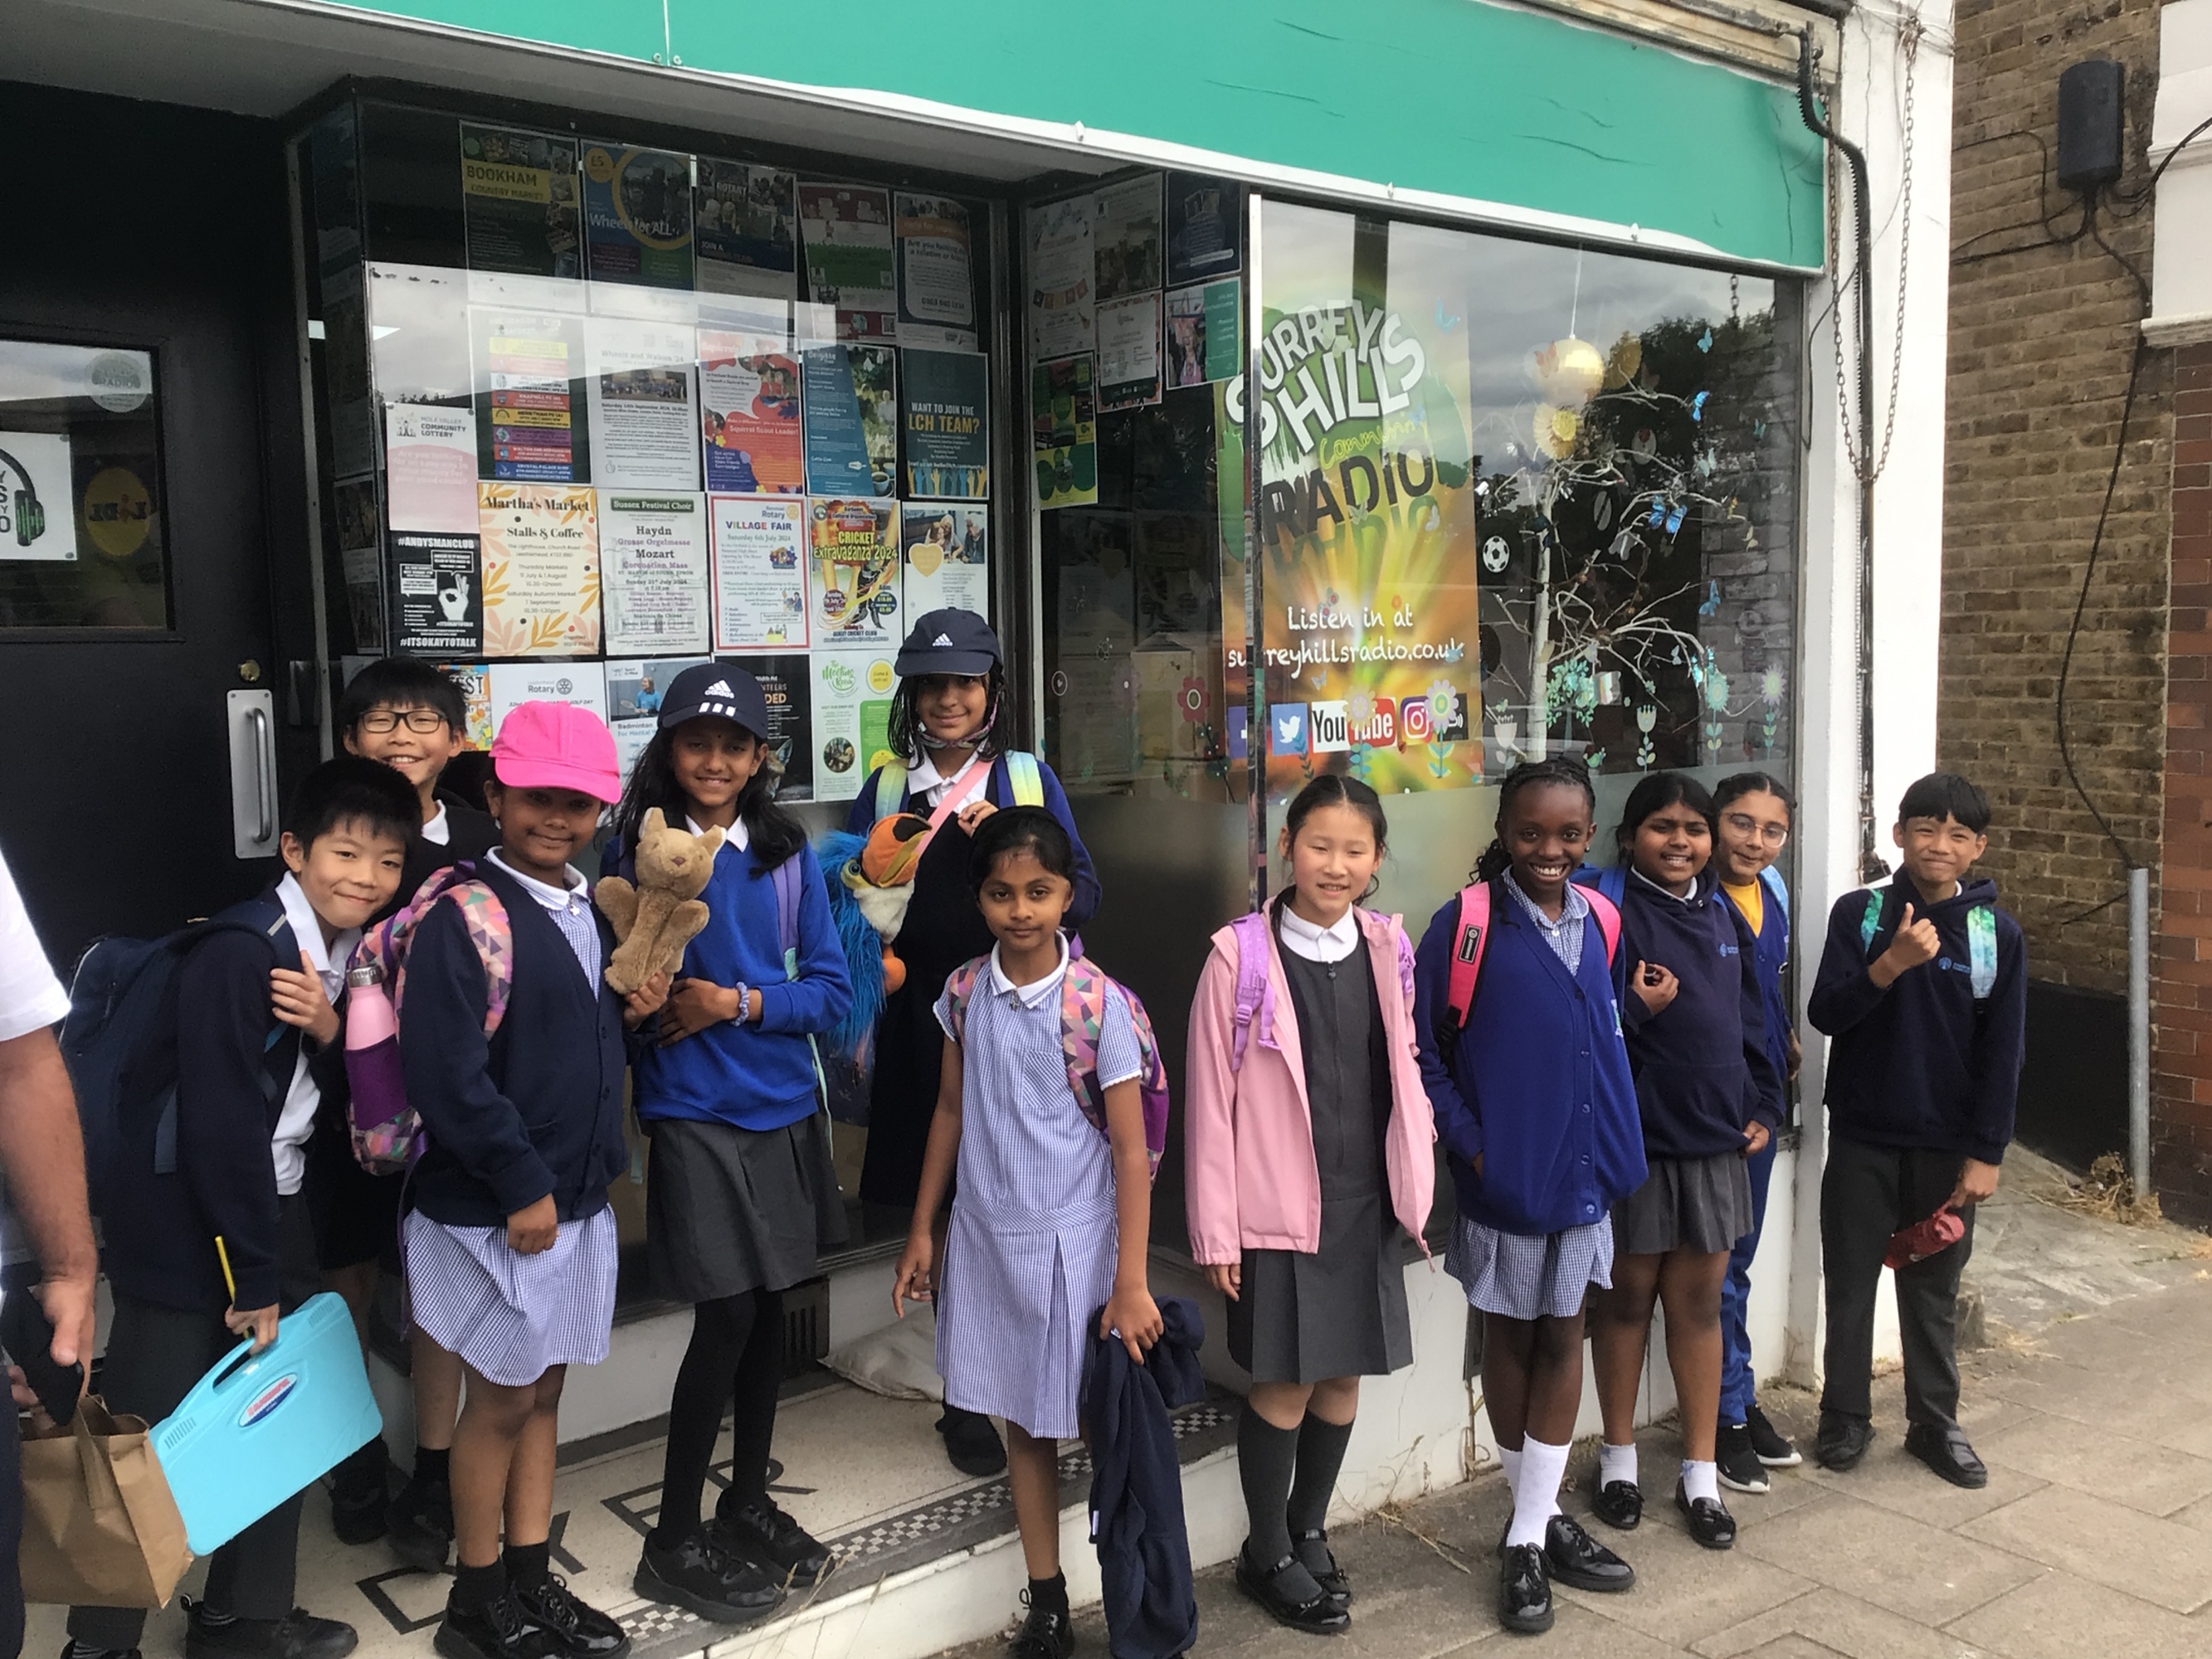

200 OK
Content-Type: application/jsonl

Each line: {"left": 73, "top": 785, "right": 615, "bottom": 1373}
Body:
{"left": 399, "top": 702, "right": 669, "bottom": 1659}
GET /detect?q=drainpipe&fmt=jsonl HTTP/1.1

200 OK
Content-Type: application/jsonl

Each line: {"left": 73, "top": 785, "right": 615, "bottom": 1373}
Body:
{"left": 2130, "top": 867, "right": 2151, "bottom": 1196}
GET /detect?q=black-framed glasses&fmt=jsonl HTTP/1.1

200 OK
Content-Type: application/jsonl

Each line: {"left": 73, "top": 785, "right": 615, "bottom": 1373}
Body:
{"left": 358, "top": 708, "right": 450, "bottom": 735}
{"left": 1722, "top": 811, "right": 1789, "bottom": 847}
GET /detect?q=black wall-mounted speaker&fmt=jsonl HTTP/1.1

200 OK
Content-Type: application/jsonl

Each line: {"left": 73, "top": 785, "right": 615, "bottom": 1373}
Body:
{"left": 2057, "top": 59, "right": 2126, "bottom": 192}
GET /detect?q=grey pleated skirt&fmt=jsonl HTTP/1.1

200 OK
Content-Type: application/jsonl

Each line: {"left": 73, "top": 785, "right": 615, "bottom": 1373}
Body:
{"left": 646, "top": 1112, "right": 850, "bottom": 1304}
{"left": 1612, "top": 1151, "right": 1755, "bottom": 1256}
{"left": 1227, "top": 1193, "right": 1413, "bottom": 1384}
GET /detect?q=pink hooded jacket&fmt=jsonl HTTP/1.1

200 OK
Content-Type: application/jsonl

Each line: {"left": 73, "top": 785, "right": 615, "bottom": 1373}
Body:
{"left": 1182, "top": 907, "right": 1436, "bottom": 1265}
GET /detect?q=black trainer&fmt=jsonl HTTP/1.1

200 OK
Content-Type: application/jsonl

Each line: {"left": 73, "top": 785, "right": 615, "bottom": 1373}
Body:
{"left": 386, "top": 1473, "right": 455, "bottom": 1574}
{"left": 1234, "top": 1547, "right": 1349, "bottom": 1634}
{"left": 713, "top": 1495, "right": 833, "bottom": 1586}
{"left": 634, "top": 1529, "right": 784, "bottom": 1625}
{"left": 183, "top": 1602, "right": 358, "bottom": 1659}
{"left": 937, "top": 1407, "right": 1007, "bottom": 1477}
{"left": 1716, "top": 1422, "right": 1770, "bottom": 1495}
{"left": 512, "top": 1576, "right": 627, "bottom": 1659}
{"left": 1008, "top": 1591, "right": 1075, "bottom": 1659}
{"left": 1292, "top": 1528, "right": 1351, "bottom": 1609}
{"left": 1815, "top": 1412, "right": 1874, "bottom": 1472}
{"left": 329, "top": 1441, "right": 391, "bottom": 1546}
{"left": 1543, "top": 1514, "right": 1635, "bottom": 1593}
{"left": 433, "top": 1593, "right": 537, "bottom": 1659}
{"left": 1497, "top": 1544, "right": 1553, "bottom": 1636}
{"left": 1746, "top": 1402, "right": 1802, "bottom": 1467}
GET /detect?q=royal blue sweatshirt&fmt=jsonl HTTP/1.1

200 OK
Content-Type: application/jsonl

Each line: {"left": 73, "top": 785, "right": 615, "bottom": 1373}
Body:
{"left": 624, "top": 835, "right": 853, "bottom": 1132}
{"left": 1413, "top": 884, "right": 1647, "bottom": 1236}
{"left": 1806, "top": 873, "right": 2027, "bottom": 1164}
{"left": 1588, "top": 866, "right": 1782, "bottom": 1160}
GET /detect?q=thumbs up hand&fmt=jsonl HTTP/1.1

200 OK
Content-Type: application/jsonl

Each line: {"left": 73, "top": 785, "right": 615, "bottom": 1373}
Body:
{"left": 1871, "top": 902, "right": 1942, "bottom": 986}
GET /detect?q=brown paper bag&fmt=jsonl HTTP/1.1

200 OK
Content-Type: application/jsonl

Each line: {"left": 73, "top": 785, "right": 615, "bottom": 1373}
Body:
{"left": 18, "top": 1398, "right": 192, "bottom": 1608}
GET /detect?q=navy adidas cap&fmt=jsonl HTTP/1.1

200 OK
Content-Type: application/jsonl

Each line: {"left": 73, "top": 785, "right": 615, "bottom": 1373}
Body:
{"left": 896, "top": 607, "right": 1002, "bottom": 678}
{"left": 658, "top": 662, "right": 771, "bottom": 737}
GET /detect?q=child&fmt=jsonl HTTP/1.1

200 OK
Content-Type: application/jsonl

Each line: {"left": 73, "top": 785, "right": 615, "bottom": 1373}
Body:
{"left": 1807, "top": 772, "right": 2025, "bottom": 1488}
{"left": 1184, "top": 776, "right": 1434, "bottom": 1635}
{"left": 1412, "top": 757, "right": 1644, "bottom": 1637}
{"left": 66, "top": 756, "right": 416, "bottom": 1659}
{"left": 1711, "top": 774, "right": 1802, "bottom": 1491}
{"left": 612, "top": 666, "right": 852, "bottom": 1622}
{"left": 1583, "top": 772, "right": 1780, "bottom": 1553}
{"left": 850, "top": 608, "right": 1099, "bottom": 1477}
{"left": 399, "top": 703, "right": 666, "bottom": 1659}
{"left": 323, "top": 657, "right": 498, "bottom": 1556}
{"left": 891, "top": 808, "right": 1162, "bottom": 1659}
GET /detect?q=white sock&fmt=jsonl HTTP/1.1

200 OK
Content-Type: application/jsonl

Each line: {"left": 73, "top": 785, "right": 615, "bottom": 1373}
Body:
{"left": 1498, "top": 1443, "right": 1523, "bottom": 1496}
{"left": 1599, "top": 1441, "right": 1638, "bottom": 1490}
{"left": 1682, "top": 1458, "right": 1719, "bottom": 1505}
{"left": 1507, "top": 1437, "right": 1569, "bottom": 1549}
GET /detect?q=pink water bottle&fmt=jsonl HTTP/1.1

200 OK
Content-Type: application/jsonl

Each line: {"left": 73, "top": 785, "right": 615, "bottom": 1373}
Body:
{"left": 343, "top": 964, "right": 416, "bottom": 1170}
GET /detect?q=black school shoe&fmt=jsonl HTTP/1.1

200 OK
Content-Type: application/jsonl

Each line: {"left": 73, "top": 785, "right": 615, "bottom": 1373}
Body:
{"left": 713, "top": 1495, "right": 834, "bottom": 1586}
{"left": 184, "top": 1602, "right": 358, "bottom": 1659}
{"left": 1008, "top": 1591, "right": 1076, "bottom": 1659}
{"left": 1746, "top": 1402, "right": 1802, "bottom": 1467}
{"left": 1815, "top": 1412, "right": 1874, "bottom": 1472}
{"left": 1293, "top": 1529, "right": 1351, "bottom": 1609}
{"left": 1591, "top": 1478, "right": 1643, "bottom": 1531}
{"left": 938, "top": 1406, "right": 1008, "bottom": 1477}
{"left": 1235, "top": 1547, "right": 1350, "bottom": 1634}
{"left": 1674, "top": 1481, "right": 1737, "bottom": 1550}
{"left": 1716, "top": 1423, "right": 1771, "bottom": 1495}
{"left": 1543, "top": 1515, "right": 1635, "bottom": 1592}
{"left": 634, "top": 1529, "right": 785, "bottom": 1625}
{"left": 433, "top": 1593, "right": 537, "bottom": 1659}
{"left": 1904, "top": 1423, "right": 1989, "bottom": 1490}
{"left": 386, "top": 1472, "right": 455, "bottom": 1574}
{"left": 511, "top": 1576, "right": 628, "bottom": 1659}
{"left": 1497, "top": 1544, "right": 1553, "bottom": 1636}
{"left": 329, "top": 1440, "right": 392, "bottom": 1545}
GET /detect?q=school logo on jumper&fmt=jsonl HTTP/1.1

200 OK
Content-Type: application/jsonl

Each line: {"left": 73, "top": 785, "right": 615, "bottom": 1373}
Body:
{"left": 1308, "top": 701, "right": 1350, "bottom": 753}
{"left": 1269, "top": 703, "right": 1308, "bottom": 757}
{"left": 239, "top": 1374, "right": 300, "bottom": 1428}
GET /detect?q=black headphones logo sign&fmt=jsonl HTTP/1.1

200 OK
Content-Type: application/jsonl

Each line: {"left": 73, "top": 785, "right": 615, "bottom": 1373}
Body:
{"left": 0, "top": 449, "right": 46, "bottom": 550}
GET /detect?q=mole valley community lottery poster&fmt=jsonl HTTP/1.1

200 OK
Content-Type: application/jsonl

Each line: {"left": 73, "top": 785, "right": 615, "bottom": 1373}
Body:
{"left": 1229, "top": 294, "right": 1482, "bottom": 795}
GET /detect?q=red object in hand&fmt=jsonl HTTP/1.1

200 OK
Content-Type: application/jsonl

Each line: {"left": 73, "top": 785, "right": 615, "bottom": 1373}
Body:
{"left": 1885, "top": 1205, "right": 1966, "bottom": 1270}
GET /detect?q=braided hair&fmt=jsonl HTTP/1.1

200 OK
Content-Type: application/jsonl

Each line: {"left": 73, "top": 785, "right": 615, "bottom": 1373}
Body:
{"left": 1472, "top": 757, "right": 1599, "bottom": 883}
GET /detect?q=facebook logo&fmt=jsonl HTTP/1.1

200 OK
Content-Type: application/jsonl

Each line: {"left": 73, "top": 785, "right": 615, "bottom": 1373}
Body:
{"left": 1269, "top": 703, "right": 1309, "bottom": 757}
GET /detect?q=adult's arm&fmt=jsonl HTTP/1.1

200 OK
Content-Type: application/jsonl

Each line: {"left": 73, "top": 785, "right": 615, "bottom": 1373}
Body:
{"left": 0, "top": 1029, "right": 95, "bottom": 1369}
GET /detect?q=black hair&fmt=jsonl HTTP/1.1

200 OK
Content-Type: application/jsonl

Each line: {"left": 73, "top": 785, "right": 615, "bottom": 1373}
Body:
{"left": 1278, "top": 773, "right": 1390, "bottom": 905}
{"left": 967, "top": 805, "right": 1078, "bottom": 894}
{"left": 887, "top": 663, "right": 1009, "bottom": 767}
{"left": 1714, "top": 771, "right": 1795, "bottom": 820}
{"left": 1613, "top": 770, "right": 1717, "bottom": 862}
{"left": 336, "top": 657, "right": 466, "bottom": 735}
{"left": 284, "top": 754, "right": 420, "bottom": 850}
{"left": 1472, "top": 757, "right": 1597, "bottom": 883}
{"left": 1897, "top": 771, "right": 1991, "bottom": 834}
{"left": 609, "top": 717, "right": 807, "bottom": 875}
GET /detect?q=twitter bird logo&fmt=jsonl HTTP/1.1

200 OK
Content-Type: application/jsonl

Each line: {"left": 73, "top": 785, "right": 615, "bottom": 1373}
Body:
{"left": 1270, "top": 704, "right": 1310, "bottom": 757}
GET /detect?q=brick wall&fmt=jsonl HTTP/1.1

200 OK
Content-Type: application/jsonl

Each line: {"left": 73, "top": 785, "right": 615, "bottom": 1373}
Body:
{"left": 1941, "top": 0, "right": 2171, "bottom": 999}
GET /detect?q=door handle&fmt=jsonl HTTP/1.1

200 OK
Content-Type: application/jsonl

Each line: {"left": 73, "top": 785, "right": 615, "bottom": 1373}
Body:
{"left": 227, "top": 689, "right": 279, "bottom": 858}
{"left": 247, "top": 705, "right": 274, "bottom": 843}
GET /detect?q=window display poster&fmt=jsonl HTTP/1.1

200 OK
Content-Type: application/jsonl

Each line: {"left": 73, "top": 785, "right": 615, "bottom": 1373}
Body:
{"left": 811, "top": 647, "right": 899, "bottom": 803}
{"left": 442, "top": 663, "right": 495, "bottom": 749}
{"left": 460, "top": 126, "right": 582, "bottom": 279}
{"left": 801, "top": 343, "right": 896, "bottom": 497}
{"left": 1097, "top": 293, "right": 1163, "bottom": 413}
{"left": 1027, "top": 196, "right": 1095, "bottom": 359}
{"left": 1165, "top": 280, "right": 1240, "bottom": 389}
{"left": 326, "top": 269, "right": 376, "bottom": 480}
{"left": 695, "top": 160, "right": 799, "bottom": 299}
{"left": 385, "top": 404, "right": 480, "bottom": 533}
{"left": 699, "top": 330, "right": 802, "bottom": 494}
{"left": 335, "top": 474, "right": 384, "bottom": 652}
{"left": 391, "top": 530, "right": 483, "bottom": 655}
{"left": 893, "top": 193, "right": 977, "bottom": 349}
{"left": 586, "top": 319, "right": 699, "bottom": 491}
{"left": 809, "top": 498, "right": 900, "bottom": 646}
{"left": 479, "top": 480, "right": 600, "bottom": 656}
{"left": 581, "top": 145, "right": 694, "bottom": 292}
{"left": 724, "top": 653, "right": 814, "bottom": 800}
{"left": 474, "top": 310, "right": 589, "bottom": 484}
{"left": 1094, "top": 176, "right": 1163, "bottom": 303}
{"left": 1031, "top": 354, "right": 1098, "bottom": 509}
{"left": 602, "top": 494, "right": 709, "bottom": 655}
{"left": 0, "top": 431, "right": 76, "bottom": 561}
{"left": 608, "top": 654, "right": 712, "bottom": 721}
{"left": 1165, "top": 172, "right": 1244, "bottom": 286}
{"left": 489, "top": 660, "right": 608, "bottom": 735}
{"left": 900, "top": 348, "right": 988, "bottom": 500}
{"left": 901, "top": 504, "right": 988, "bottom": 618}
{"left": 709, "top": 494, "right": 808, "bottom": 651}
{"left": 797, "top": 184, "right": 897, "bottom": 343}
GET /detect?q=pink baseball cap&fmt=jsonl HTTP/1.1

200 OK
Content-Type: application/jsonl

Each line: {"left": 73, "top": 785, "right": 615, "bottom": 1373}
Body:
{"left": 491, "top": 701, "right": 622, "bottom": 803}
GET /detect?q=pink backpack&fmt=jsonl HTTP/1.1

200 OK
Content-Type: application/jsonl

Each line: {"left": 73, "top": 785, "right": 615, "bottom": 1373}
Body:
{"left": 1443, "top": 878, "right": 1621, "bottom": 1037}
{"left": 943, "top": 954, "right": 1171, "bottom": 1182}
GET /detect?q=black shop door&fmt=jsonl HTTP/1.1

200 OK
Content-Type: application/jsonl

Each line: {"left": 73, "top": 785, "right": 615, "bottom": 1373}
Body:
{"left": 0, "top": 84, "right": 317, "bottom": 966}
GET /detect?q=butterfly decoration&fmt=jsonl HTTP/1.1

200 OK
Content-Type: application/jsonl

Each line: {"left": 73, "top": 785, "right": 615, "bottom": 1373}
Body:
{"left": 1697, "top": 326, "right": 1713, "bottom": 353}
{"left": 1699, "top": 580, "right": 1721, "bottom": 617}
{"left": 1437, "top": 299, "right": 1463, "bottom": 331}
{"left": 1690, "top": 391, "right": 1709, "bottom": 423}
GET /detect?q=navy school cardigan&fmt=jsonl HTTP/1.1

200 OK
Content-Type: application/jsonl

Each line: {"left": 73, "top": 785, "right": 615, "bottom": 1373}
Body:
{"left": 1412, "top": 884, "right": 1648, "bottom": 1238}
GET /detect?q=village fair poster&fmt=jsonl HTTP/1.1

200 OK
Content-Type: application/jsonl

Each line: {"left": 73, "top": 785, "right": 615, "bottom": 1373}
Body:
{"left": 601, "top": 494, "right": 709, "bottom": 655}
{"left": 695, "top": 161, "right": 798, "bottom": 299}
{"left": 460, "top": 126, "right": 582, "bottom": 279}
{"left": 809, "top": 498, "right": 900, "bottom": 647}
{"left": 1032, "top": 354, "right": 1098, "bottom": 509}
{"left": 801, "top": 343, "right": 896, "bottom": 497}
{"left": 811, "top": 646, "right": 899, "bottom": 803}
{"left": 894, "top": 193, "right": 977, "bottom": 349}
{"left": 581, "top": 145, "right": 694, "bottom": 294}
{"left": 587, "top": 319, "right": 699, "bottom": 491}
{"left": 710, "top": 494, "right": 808, "bottom": 651}
{"left": 384, "top": 404, "right": 479, "bottom": 533}
{"left": 798, "top": 184, "right": 897, "bottom": 343}
{"left": 479, "top": 481, "right": 601, "bottom": 657}
{"left": 699, "top": 328, "right": 802, "bottom": 494}
{"left": 474, "top": 310, "right": 589, "bottom": 484}
{"left": 901, "top": 348, "right": 988, "bottom": 499}
{"left": 901, "top": 504, "right": 988, "bottom": 617}
{"left": 1027, "top": 196, "right": 1094, "bottom": 359}
{"left": 391, "top": 530, "right": 482, "bottom": 655}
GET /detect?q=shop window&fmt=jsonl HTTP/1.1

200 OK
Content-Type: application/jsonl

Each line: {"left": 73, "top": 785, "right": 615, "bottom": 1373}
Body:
{"left": 0, "top": 339, "right": 167, "bottom": 632}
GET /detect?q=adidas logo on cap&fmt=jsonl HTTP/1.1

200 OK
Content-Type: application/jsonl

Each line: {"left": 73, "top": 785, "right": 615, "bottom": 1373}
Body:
{"left": 704, "top": 679, "right": 734, "bottom": 698}
{"left": 932, "top": 633, "right": 953, "bottom": 647}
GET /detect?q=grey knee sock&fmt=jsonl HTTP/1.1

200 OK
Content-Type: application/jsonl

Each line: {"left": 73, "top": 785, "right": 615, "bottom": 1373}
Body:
{"left": 1287, "top": 1414, "right": 1355, "bottom": 1536}
{"left": 1237, "top": 1404, "right": 1301, "bottom": 1565}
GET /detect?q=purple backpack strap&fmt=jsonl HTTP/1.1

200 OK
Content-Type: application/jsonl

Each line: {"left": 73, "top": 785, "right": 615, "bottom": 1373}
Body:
{"left": 1225, "top": 911, "right": 1275, "bottom": 1073}
{"left": 770, "top": 849, "right": 805, "bottom": 963}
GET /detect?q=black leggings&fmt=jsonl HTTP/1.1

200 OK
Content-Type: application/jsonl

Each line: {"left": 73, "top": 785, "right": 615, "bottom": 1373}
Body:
{"left": 656, "top": 1287, "right": 785, "bottom": 1540}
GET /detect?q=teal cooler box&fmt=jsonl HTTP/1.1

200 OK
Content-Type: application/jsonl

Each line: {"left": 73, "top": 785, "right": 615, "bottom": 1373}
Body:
{"left": 152, "top": 1292, "right": 384, "bottom": 1555}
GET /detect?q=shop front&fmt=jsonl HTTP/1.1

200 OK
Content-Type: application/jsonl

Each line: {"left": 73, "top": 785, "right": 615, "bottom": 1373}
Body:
{"left": 0, "top": 2, "right": 1872, "bottom": 1654}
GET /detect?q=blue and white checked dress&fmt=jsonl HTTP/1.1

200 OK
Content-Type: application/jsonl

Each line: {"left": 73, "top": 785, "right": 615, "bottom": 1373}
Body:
{"left": 406, "top": 853, "right": 619, "bottom": 1386}
{"left": 1445, "top": 872, "right": 1617, "bottom": 1321}
{"left": 933, "top": 942, "right": 1140, "bottom": 1440}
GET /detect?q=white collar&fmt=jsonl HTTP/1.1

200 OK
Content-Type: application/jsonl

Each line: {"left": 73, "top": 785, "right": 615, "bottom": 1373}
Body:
{"left": 988, "top": 934, "right": 1069, "bottom": 1008}
{"left": 686, "top": 813, "right": 749, "bottom": 853}
{"left": 275, "top": 873, "right": 357, "bottom": 980}
{"left": 1277, "top": 902, "right": 1359, "bottom": 963}
{"left": 1631, "top": 867, "right": 1701, "bottom": 907}
{"left": 421, "top": 800, "right": 451, "bottom": 846}
{"left": 909, "top": 749, "right": 987, "bottom": 797}
{"left": 487, "top": 848, "right": 587, "bottom": 911}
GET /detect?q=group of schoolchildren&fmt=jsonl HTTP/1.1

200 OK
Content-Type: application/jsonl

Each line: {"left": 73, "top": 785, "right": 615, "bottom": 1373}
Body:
{"left": 65, "top": 596, "right": 2028, "bottom": 1659}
